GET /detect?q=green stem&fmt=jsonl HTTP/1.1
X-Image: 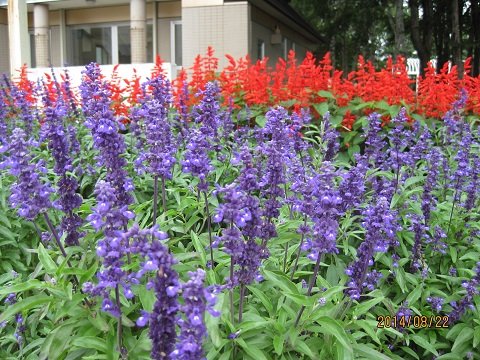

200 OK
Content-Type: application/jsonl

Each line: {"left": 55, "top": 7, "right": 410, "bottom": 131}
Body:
{"left": 294, "top": 253, "right": 322, "bottom": 327}
{"left": 202, "top": 190, "right": 215, "bottom": 268}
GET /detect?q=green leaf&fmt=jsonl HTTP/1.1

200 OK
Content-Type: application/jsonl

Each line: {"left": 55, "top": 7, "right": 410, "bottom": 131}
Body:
{"left": 0, "top": 294, "right": 52, "bottom": 322}
{"left": 410, "top": 334, "right": 439, "bottom": 356}
{"left": 406, "top": 284, "right": 423, "bottom": 305}
{"left": 353, "top": 344, "right": 393, "bottom": 360}
{"left": 353, "top": 296, "right": 385, "bottom": 316}
{"left": 73, "top": 336, "right": 108, "bottom": 353}
{"left": 318, "top": 90, "right": 335, "bottom": 99}
{"left": 255, "top": 115, "right": 266, "bottom": 127}
{"left": 0, "top": 224, "right": 15, "bottom": 242}
{"left": 451, "top": 327, "right": 473, "bottom": 352}
{"left": 0, "top": 279, "right": 43, "bottom": 295}
{"left": 315, "top": 316, "right": 353, "bottom": 356}
{"left": 262, "top": 270, "right": 299, "bottom": 295}
{"left": 236, "top": 338, "right": 268, "bottom": 360}
{"left": 49, "top": 324, "right": 75, "bottom": 359}
{"left": 38, "top": 243, "right": 57, "bottom": 274}
{"left": 247, "top": 286, "right": 273, "bottom": 315}
{"left": 273, "top": 335, "right": 284, "bottom": 355}
{"left": 191, "top": 231, "right": 207, "bottom": 266}
{"left": 138, "top": 286, "right": 155, "bottom": 312}
{"left": 313, "top": 102, "right": 329, "bottom": 116}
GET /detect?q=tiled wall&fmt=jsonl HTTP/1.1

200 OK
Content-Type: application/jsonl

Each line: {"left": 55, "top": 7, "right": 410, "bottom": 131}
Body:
{"left": 182, "top": 2, "right": 249, "bottom": 69}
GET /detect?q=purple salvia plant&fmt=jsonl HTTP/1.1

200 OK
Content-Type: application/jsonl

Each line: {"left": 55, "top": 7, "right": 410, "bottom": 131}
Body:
{"left": 135, "top": 75, "right": 176, "bottom": 219}
{"left": 125, "top": 225, "right": 177, "bottom": 360}
{"left": 464, "top": 154, "right": 480, "bottom": 211}
{"left": 345, "top": 196, "right": 399, "bottom": 300}
{"left": 257, "top": 107, "right": 290, "bottom": 245}
{"left": 338, "top": 154, "right": 367, "bottom": 213}
{"left": 171, "top": 269, "right": 218, "bottom": 359}
{"left": 193, "top": 81, "right": 221, "bottom": 141}
{"left": 80, "top": 63, "right": 134, "bottom": 212}
{"left": 321, "top": 111, "right": 339, "bottom": 161}
{"left": 1, "top": 128, "right": 53, "bottom": 221}
{"left": 364, "top": 112, "right": 386, "bottom": 168}
{"left": 421, "top": 148, "right": 441, "bottom": 224}
{"left": 40, "top": 84, "right": 84, "bottom": 246}
{"left": 410, "top": 214, "right": 428, "bottom": 272}
{"left": 9, "top": 82, "right": 35, "bottom": 138}
{"left": 449, "top": 262, "right": 480, "bottom": 323}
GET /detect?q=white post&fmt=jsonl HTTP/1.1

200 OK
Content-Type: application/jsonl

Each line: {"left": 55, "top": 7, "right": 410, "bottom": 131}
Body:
{"left": 130, "top": 0, "right": 146, "bottom": 63}
{"left": 8, "top": 0, "right": 31, "bottom": 74}
{"left": 59, "top": 9, "right": 66, "bottom": 66}
{"left": 34, "top": 3, "right": 50, "bottom": 68}
{"left": 152, "top": 1, "right": 158, "bottom": 60}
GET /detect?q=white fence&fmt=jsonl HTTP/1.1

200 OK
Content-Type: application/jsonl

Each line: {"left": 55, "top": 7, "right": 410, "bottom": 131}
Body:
{"left": 26, "top": 62, "right": 178, "bottom": 89}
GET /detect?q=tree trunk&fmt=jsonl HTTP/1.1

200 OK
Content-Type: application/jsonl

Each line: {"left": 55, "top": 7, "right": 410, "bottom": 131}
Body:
{"left": 394, "top": 0, "right": 406, "bottom": 56}
{"left": 452, "top": 0, "right": 463, "bottom": 77}
{"left": 471, "top": 0, "right": 480, "bottom": 76}
{"left": 409, "top": 0, "right": 433, "bottom": 75}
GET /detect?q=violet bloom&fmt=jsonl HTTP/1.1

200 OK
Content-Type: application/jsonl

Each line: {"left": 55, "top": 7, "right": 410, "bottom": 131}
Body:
{"left": 123, "top": 225, "right": 178, "bottom": 360}
{"left": 449, "top": 262, "right": 480, "bottom": 323}
{"left": 171, "top": 269, "right": 218, "bottom": 360}
{"left": 1, "top": 128, "right": 53, "bottom": 220}
{"left": 301, "top": 162, "right": 342, "bottom": 261}
{"left": 345, "top": 196, "right": 399, "bottom": 300}
{"left": 426, "top": 296, "right": 444, "bottom": 313}
{"left": 40, "top": 85, "right": 83, "bottom": 245}
{"left": 9, "top": 82, "right": 35, "bottom": 138}
{"left": 464, "top": 154, "right": 480, "bottom": 211}
{"left": 182, "top": 128, "right": 213, "bottom": 192}
{"left": 425, "top": 226, "right": 447, "bottom": 255}
{"left": 421, "top": 149, "right": 441, "bottom": 224}
{"left": 257, "top": 107, "right": 291, "bottom": 241}
{"left": 443, "top": 89, "right": 468, "bottom": 148}
{"left": 410, "top": 214, "right": 428, "bottom": 272}
{"left": 80, "top": 63, "right": 134, "bottom": 212}
{"left": 450, "top": 121, "right": 472, "bottom": 203}
{"left": 322, "top": 112, "right": 339, "bottom": 161}
{"left": 193, "top": 81, "right": 221, "bottom": 140}
{"left": 214, "top": 184, "right": 265, "bottom": 286}
{"left": 135, "top": 76, "right": 176, "bottom": 179}
{"left": 338, "top": 154, "right": 367, "bottom": 213}
{"left": 364, "top": 112, "right": 386, "bottom": 168}
{"left": 0, "top": 87, "right": 8, "bottom": 147}
{"left": 174, "top": 78, "right": 190, "bottom": 139}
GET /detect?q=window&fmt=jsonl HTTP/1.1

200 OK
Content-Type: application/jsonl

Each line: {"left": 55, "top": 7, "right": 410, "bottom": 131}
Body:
{"left": 257, "top": 39, "right": 265, "bottom": 60}
{"left": 67, "top": 25, "right": 112, "bottom": 65}
{"left": 283, "top": 37, "right": 288, "bottom": 59}
{"left": 66, "top": 23, "right": 153, "bottom": 66}
{"left": 171, "top": 21, "right": 182, "bottom": 66}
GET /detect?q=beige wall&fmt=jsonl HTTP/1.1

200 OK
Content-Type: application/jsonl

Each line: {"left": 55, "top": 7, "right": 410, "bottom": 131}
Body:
{"left": 182, "top": 2, "right": 249, "bottom": 69}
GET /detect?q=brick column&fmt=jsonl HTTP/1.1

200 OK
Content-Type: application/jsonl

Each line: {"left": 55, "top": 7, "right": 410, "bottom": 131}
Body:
{"left": 34, "top": 3, "right": 50, "bottom": 68}
{"left": 130, "top": 0, "right": 146, "bottom": 63}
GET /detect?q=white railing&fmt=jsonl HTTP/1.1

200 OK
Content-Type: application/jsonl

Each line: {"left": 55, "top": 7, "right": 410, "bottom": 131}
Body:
{"left": 27, "top": 62, "right": 178, "bottom": 89}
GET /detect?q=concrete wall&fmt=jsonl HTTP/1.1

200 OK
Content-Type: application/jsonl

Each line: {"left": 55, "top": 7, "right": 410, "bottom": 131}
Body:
{"left": 156, "top": 1, "right": 181, "bottom": 63}
{"left": 182, "top": 1, "right": 249, "bottom": 69}
{"left": 250, "top": 5, "right": 309, "bottom": 64}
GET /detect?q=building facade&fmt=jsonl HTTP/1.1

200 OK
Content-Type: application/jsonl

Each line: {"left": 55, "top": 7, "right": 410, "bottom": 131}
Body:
{"left": 0, "top": 0, "right": 322, "bottom": 78}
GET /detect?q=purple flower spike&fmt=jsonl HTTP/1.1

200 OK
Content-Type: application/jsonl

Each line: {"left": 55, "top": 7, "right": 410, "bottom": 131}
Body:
{"left": 172, "top": 269, "right": 217, "bottom": 360}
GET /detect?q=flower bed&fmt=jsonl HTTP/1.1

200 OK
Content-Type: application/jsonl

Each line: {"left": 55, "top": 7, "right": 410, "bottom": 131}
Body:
{"left": 0, "top": 56, "right": 479, "bottom": 359}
